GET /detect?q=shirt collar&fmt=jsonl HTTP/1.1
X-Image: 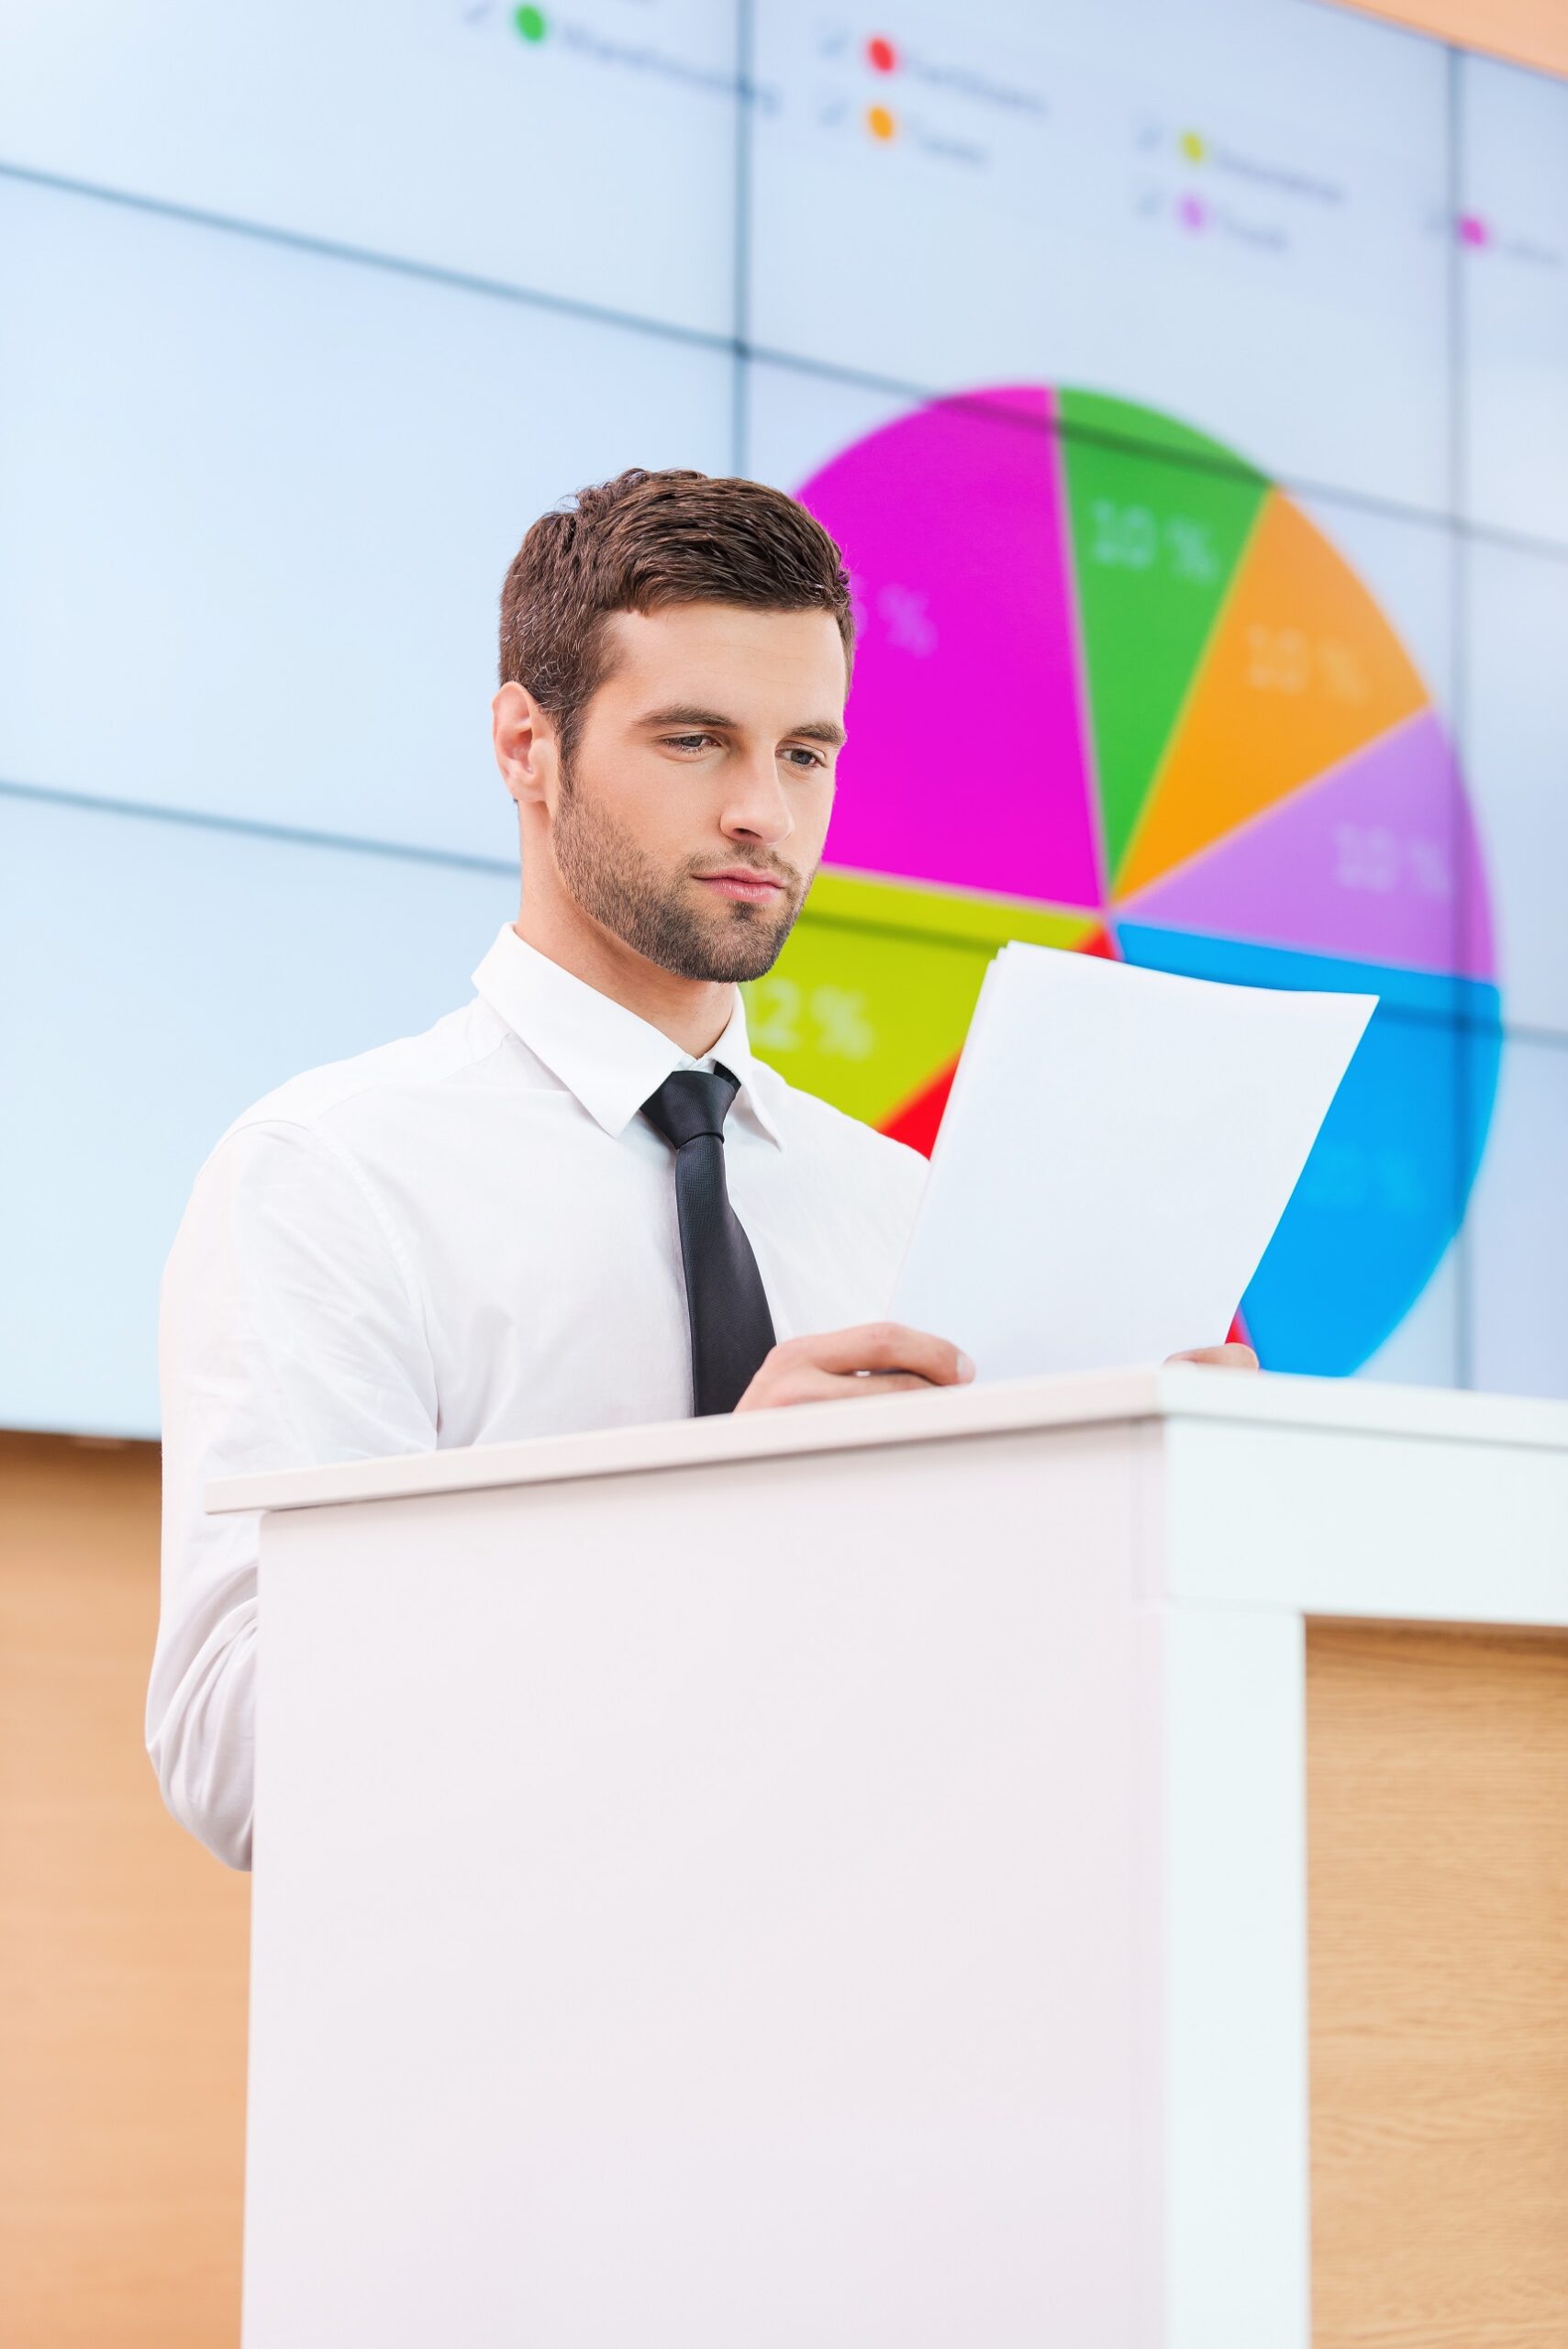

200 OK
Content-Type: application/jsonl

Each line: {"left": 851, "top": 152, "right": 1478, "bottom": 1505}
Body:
{"left": 473, "top": 926, "right": 783, "bottom": 1148}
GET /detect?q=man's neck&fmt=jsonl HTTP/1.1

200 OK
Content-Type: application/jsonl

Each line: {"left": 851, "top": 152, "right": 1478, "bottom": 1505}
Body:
{"left": 511, "top": 905, "right": 737, "bottom": 1061}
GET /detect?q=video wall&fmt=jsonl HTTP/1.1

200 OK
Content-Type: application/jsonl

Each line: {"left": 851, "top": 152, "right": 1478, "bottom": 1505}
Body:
{"left": 1, "top": 0, "right": 1564, "bottom": 1430}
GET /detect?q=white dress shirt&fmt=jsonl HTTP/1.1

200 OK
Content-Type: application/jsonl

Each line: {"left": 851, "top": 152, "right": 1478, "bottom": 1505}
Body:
{"left": 148, "top": 924, "right": 929, "bottom": 1868}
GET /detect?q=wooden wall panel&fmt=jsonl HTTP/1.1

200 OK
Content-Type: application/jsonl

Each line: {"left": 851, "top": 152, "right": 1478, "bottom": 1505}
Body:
{"left": 1307, "top": 1620, "right": 1568, "bottom": 2349}
{"left": 0, "top": 1432, "right": 248, "bottom": 2349}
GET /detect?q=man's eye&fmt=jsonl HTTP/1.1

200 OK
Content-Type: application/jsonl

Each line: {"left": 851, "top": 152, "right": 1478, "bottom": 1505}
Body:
{"left": 784, "top": 746, "right": 826, "bottom": 769}
{"left": 665, "top": 733, "right": 714, "bottom": 752}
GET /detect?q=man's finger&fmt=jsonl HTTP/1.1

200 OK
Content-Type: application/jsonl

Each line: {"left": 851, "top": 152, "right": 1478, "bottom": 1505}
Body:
{"left": 1167, "top": 1342, "right": 1260, "bottom": 1371}
{"left": 764, "top": 1369, "right": 943, "bottom": 1409}
{"left": 783, "top": 1322, "right": 975, "bottom": 1386}
{"left": 833, "top": 1370, "right": 947, "bottom": 1399}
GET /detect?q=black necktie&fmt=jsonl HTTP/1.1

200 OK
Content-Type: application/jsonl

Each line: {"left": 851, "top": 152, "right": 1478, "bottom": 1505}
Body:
{"left": 641, "top": 1064, "right": 776, "bottom": 1416}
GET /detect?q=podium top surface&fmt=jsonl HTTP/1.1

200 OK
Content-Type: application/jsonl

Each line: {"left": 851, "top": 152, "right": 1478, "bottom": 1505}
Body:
{"left": 207, "top": 1366, "right": 1568, "bottom": 1518}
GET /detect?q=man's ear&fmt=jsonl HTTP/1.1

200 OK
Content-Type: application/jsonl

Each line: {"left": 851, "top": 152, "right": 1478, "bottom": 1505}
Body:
{"left": 492, "top": 681, "right": 558, "bottom": 809}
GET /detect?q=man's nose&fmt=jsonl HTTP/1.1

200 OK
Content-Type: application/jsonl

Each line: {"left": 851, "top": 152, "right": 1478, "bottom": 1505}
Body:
{"left": 719, "top": 752, "right": 794, "bottom": 845}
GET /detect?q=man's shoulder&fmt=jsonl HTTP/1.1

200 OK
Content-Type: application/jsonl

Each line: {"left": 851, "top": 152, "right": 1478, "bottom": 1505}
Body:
{"left": 220, "top": 994, "right": 510, "bottom": 1154}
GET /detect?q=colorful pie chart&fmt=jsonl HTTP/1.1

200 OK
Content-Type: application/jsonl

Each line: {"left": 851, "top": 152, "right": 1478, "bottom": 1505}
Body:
{"left": 745, "top": 386, "right": 1503, "bottom": 1375}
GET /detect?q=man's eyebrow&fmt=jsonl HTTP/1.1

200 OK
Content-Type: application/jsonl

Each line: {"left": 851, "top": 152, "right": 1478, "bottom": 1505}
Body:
{"left": 636, "top": 705, "right": 846, "bottom": 748}
{"left": 636, "top": 704, "right": 738, "bottom": 732}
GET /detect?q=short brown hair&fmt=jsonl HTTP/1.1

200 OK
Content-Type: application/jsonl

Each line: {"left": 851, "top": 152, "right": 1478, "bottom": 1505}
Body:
{"left": 499, "top": 468, "right": 855, "bottom": 758}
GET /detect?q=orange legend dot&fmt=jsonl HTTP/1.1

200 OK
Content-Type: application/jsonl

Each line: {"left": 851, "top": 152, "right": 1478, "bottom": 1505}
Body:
{"left": 866, "top": 103, "right": 897, "bottom": 139}
{"left": 866, "top": 34, "right": 898, "bottom": 72}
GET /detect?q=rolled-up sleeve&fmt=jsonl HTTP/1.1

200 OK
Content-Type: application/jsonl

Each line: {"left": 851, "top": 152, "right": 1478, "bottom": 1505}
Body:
{"left": 147, "top": 1118, "right": 437, "bottom": 1868}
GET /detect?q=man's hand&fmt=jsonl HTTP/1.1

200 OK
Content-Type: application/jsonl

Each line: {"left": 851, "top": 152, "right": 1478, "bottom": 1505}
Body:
{"left": 1165, "top": 1343, "right": 1260, "bottom": 1370}
{"left": 735, "top": 1323, "right": 975, "bottom": 1411}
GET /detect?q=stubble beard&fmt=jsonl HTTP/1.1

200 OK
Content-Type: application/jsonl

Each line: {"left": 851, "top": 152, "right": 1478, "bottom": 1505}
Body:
{"left": 551, "top": 760, "right": 808, "bottom": 985}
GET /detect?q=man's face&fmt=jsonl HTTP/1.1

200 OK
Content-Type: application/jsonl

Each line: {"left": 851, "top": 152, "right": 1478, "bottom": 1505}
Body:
{"left": 549, "top": 602, "right": 847, "bottom": 984}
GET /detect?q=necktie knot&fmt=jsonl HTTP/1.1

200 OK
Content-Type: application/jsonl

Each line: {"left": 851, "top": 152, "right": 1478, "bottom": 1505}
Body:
{"left": 640, "top": 1064, "right": 740, "bottom": 1152}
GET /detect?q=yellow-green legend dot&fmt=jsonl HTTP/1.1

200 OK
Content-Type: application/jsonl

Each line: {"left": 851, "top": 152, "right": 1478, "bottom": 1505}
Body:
{"left": 514, "top": 5, "right": 548, "bottom": 39}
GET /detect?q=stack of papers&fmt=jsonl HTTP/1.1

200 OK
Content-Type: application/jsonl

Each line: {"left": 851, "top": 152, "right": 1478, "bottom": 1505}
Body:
{"left": 891, "top": 942, "right": 1376, "bottom": 1379}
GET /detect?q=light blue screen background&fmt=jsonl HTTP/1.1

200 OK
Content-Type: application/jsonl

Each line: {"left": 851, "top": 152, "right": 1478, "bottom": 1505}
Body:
{"left": 1, "top": 0, "right": 1564, "bottom": 1431}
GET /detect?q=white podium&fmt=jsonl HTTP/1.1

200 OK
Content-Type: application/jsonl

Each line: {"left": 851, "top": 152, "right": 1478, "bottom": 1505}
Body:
{"left": 213, "top": 1368, "right": 1568, "bottom": 2349}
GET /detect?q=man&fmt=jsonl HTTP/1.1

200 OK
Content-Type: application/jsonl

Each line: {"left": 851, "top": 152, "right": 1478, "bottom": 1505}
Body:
{"left": 149, "top": 467, "right": 1253, "bottom": 1868}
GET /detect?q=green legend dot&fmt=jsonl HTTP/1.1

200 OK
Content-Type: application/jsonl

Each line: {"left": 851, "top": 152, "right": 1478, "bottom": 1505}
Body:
{"left": 514, "top": 5, "right": 548, "bottom": 39}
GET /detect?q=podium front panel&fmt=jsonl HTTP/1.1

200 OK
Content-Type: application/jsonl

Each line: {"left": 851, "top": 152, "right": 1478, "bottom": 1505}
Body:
{"left": 245, "top": 1423, "right": 1163, "bottom": 2348}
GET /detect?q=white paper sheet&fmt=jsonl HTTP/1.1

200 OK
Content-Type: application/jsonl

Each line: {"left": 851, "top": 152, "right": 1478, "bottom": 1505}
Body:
{"left": 891, "top": 942, "right": 1376, "bottom": 1378}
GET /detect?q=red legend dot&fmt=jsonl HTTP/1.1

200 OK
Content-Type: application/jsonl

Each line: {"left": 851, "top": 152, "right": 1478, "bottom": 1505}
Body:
{"left": 866, "top": 34, "right": 898, "bottom": 72}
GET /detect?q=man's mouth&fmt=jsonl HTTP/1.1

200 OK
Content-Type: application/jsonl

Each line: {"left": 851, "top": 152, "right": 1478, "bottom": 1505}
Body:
{"left": 692, "top": 869, "right": 790, "bottom": 907}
